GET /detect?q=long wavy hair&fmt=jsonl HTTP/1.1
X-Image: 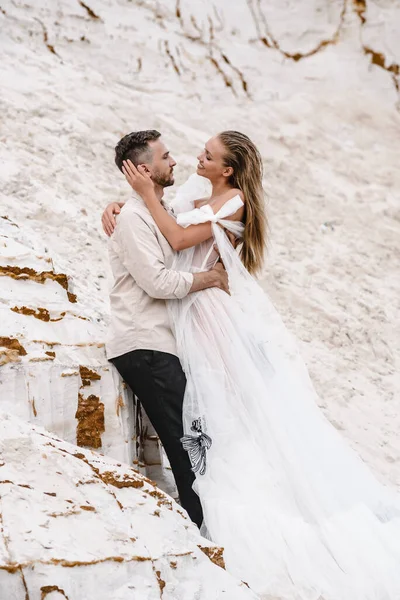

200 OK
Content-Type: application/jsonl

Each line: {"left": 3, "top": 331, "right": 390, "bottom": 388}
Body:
{"left": 218, "top": 130, "right": 267, "bottom": 274}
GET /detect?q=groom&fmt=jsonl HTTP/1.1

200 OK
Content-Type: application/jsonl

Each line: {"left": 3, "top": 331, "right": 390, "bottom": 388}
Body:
{"left": 106, "top": 130, "right": 228, "bottom": 528}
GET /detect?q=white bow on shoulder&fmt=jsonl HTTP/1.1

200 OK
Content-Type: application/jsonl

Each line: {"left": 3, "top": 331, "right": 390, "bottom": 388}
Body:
{"left": 176, "top": 195, "right": 245, "bottom": 237}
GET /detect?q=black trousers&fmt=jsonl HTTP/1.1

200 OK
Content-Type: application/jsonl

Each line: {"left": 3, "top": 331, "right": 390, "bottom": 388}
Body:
{"left": 111, "top": 349, "right": 203, "bottom": 528}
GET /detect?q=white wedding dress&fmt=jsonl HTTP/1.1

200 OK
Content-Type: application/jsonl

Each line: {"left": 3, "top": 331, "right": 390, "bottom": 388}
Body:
{"left": 167, "top": 175, "right": 400, "bottom": 600}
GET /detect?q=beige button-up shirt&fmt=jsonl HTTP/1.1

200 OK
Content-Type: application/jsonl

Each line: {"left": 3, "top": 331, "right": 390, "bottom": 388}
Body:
{"left": 106, "top": 193, "right": 193, "bottom": 360}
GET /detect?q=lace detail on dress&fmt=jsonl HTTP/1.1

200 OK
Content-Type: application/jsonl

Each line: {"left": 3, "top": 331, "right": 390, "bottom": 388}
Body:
{"left": 181, "top": 418, "right": 212, "bottom": 476}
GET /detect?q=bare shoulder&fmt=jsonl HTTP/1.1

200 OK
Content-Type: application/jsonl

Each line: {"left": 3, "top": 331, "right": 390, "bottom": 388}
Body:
{"left": 206, "top": 188, "right": 245, "bottom": 224}
{"left": 217, "top": 188, "right": 245, "bottom": 205}
{"left": 227, "top": 188, "right": 245, "bottom": 202}
{"left": 211, "top": 188, "right": 245, "bottom": 212}
{"left": 194, "top": 197, "right": 211, "bottom": 208}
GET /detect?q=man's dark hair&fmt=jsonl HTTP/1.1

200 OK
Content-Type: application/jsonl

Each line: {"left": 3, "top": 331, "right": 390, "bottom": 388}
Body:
{"left": 115, "top": 130, "right": 161, "bottom": 172}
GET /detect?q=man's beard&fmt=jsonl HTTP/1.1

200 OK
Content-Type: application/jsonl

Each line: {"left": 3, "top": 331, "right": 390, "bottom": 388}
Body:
{"left": 152, "top": 170, "right": 174, "bottom": 188}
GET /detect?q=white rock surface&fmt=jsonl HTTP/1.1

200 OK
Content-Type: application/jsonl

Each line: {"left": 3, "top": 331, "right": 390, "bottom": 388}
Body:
{"left": 0, "top": 213, "right": 134, "bottom": 458}
{"left": 0, "top": 215, "right": 177, "bottom": 496}
{"left": 0, "top": 413, "right": 258, "bottom": 599}
{"left": 0, "top": 0, "right": 399, "bottom": 595}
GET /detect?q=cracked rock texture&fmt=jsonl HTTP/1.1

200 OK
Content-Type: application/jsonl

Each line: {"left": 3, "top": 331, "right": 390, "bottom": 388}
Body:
{"left": 0, "top": 215, "right": 177, "bottom": 498}
{"left": 1, "top": 0, "right": 398, "bottom": 485}
{"left": 0, "top": 0, "right": 400, "bottom": 597}
{"left": 0, "top": 214, "right": 132, "bottom": 460}
{"left": 0, "top": 413, "right": 257, "bottom": 599}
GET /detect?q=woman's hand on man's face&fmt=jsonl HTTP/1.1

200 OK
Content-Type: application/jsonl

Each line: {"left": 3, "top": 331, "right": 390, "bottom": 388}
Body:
{"left": 101, "top": 158, "right": 155, "bottom": 237}
{"left": 122, "top": 160, "right": 155, "bottom": 199}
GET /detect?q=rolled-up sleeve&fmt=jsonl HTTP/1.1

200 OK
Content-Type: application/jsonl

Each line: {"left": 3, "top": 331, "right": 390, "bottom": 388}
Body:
{"left": 118, "top": 211, "right": 193, "bottom": 300}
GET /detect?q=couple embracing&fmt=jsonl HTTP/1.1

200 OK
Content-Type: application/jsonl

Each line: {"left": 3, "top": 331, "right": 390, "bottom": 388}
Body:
{"left": 104, "top": 130, "right": 400, "bottom": 599}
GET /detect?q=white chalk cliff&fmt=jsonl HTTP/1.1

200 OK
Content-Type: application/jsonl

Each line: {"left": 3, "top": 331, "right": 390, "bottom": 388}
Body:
{"left": 0, "top": 413, "right": 258, "bottom": 599}
{"left": 0, "top": 0, "right": 400, "bottom": 597}
{"left": 0, "top": 211, "right": 180, "bottom": 495}
{"left": 0, "top": 214, "right": 134, "bottom": 459}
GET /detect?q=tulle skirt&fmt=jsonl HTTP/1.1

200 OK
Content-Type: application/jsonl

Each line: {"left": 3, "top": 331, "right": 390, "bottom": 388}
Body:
{"left": 168, "top": 239, "right": 400, "bottom": 600}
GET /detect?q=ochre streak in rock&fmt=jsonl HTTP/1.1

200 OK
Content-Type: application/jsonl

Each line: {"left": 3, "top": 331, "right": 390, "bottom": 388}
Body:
{"left": 364, "top": 46, "right": 399, "bottom": 91}
{"left": 0, "top": 266, "right": 77, "bottom": 303}
{"left": 2, "top": 555, "right": 151, "bottom": 574}
{"left": 208, "top": 56, "right": 236, "bottom": 95}
{"left": 34, "top": 17, "right": 58, "bottom": 56}
{"left": 99, "top": 471, "right": 144, "bottom": 489}
{"left": 252, "top": 0, "right": 347, "bottom": 62}
{"left": 353, "top": 0, "right": 366, "bottom": 24}
{"left": 164, "top": 40, "right": 181, "bottom": 75}
{"left": 155, "top": 569, "right": 166, "bottom": 595}
{"left": 19, "top": 567, "right": 29, "bottom": 600}
{"left": 0, "top": 337, "right": 27, "bottom": 356}
{"left": 151, "top": 561, "right": 166, "bottom": 596}
{"left": 220, "top": 52, "right": 250, "bottom": 96}
{"left": 78, "top": 1, "right": 100, "bottom": 20}
{"left": 175, "top": 0, "right": 182, "bottom": 21}
{"left": 41, "top": 586, "right": 69, "bottom": 600}
{"left": 352, "top": 1, "right": 400, "bottom": 93}
{"left": 53, "top": 445, "right": 149, "bottom": 513}
{"left": 11, "top": 306, "right": 50, "bottom": 321}
{"left": 79, "top": 366, "right": 101, "bottom": 381}
{"left": 11, "top": 306, "right": 67, "bottom": 322}
{"left": 198, "top": 545, "right": 226, "bottom": 570}
{"left": 75, "top": 394, "right": 105, "bottom": 449}
{"left": 149, "top": 489, "right": 173, "bottom": 510}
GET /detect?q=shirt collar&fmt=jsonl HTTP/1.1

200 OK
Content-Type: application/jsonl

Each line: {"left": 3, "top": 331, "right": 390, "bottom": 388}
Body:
{"left": 128, "top": 190, "right": 145, "bottom": 205}
{"left": 126, "top": 190, "right": 170, "bottom": 212}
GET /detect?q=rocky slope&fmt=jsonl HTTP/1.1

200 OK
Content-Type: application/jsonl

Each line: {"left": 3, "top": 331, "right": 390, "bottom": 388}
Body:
{"left": 0, "top": 413, "right": 257, "bottom": 599}
{"left": 0, "top": 0, "right": 400, "bottom": 597}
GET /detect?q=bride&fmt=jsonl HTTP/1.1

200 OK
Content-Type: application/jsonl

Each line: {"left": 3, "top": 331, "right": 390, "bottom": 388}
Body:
{"left": 112, "top": 131, "right": 400, "bottom": 599}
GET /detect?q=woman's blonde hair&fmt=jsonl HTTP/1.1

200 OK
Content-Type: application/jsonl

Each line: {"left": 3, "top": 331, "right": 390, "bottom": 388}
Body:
{"left": 218, "top": 130, "right": 267, "bottom": 274}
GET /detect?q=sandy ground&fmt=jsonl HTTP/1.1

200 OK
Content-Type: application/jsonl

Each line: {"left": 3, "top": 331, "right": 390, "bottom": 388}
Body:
{"left": 1, "top": 0, "right": 400, "bottom": 492}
